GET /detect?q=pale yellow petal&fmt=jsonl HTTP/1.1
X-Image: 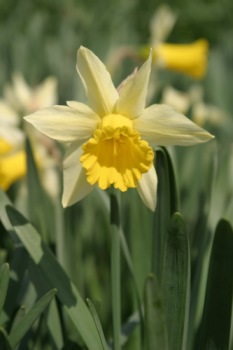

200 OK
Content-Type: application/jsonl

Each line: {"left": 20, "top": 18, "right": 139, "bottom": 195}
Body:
{"left": 0, "top": 100, "right": 19, "bottom": 126}
{"left": 134, "top": 104, "right": 214, "bottom": 146}
{"left": 66, "top": 101, "right": 96, "bottom": 115}
{"left": 0, "top": 127, "right": 24, "bottom": 148}
{"left": 137, "top": 165, "right": 158, "bottom": 211}
{"left": 34, "top": 77, "right": 58, "bottom": 109}
{"left": 116, "top": 52, "right": 152, "bottom": 119}
{"left": 24, "top": 105, "right": 100, "bottom": 143}
{"left": 150, "top": 5, "right": 177, "bottom": 44}
{"left": 62, "top": 141, "right": 93, "bottom": 207}
{"left": 76, "top": 46, "right": 118, "bottom": 117}
{"left": 6, "top": 73, "right": 31, "bottom": 111}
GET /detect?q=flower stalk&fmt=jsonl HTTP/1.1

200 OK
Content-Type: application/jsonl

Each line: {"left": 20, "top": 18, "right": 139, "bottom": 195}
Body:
{"left": 110, "top": 190, "right": 121, "bottom": 350}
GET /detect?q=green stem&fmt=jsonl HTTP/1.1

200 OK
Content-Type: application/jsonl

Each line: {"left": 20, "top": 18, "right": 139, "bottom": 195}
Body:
{"left": 110, "top": 191, "right": 121, "bottom": 350}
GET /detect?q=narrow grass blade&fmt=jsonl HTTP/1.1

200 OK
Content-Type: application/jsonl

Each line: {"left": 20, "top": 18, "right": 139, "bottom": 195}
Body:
{"left": 0, "top": 189, "right": 104, "bottom": 350}
{"left": 161, "top": 212, "right": 190, "bottom": 350}
{"left": 0, "top": 263, "right": 9, "bottom": 315}
{"left": 144, "top": 274, "right": 169, "bottom": 350}
{"left": 9, "top": 289, "right": 56, "bottom": 348}
{"left": 198, "top": 219, "right": 233, "bottom": 350}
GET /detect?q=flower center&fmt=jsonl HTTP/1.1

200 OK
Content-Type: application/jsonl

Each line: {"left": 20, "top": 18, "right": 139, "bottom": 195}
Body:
{"left": 80, "top": 114, "right": 154, "bottom": 191}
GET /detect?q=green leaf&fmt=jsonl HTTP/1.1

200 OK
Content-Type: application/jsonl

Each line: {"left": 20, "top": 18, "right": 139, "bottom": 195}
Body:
{"left": 25, "top": 137, "right": 55, "bottom": 242}
{"left": 62, "top": 339, "right": 83, "bottom": 349}
{"left": 198, "top": 219, "right": 233, "bottom": 350}
{"left": 0, "top": 189, "right": 105, "bottom": 350}
{"left": 0, "top": 328, "right": 12, "bottom": 350}
{"left": 153, "top": 147, "right": 179, "bottom": 279}
{"left": 161, "top": 212, "right": 190, "bottom": 350}
{"left": 86, "top": 298, "right": 109, "bottom": 350}
{"left": 28, "top": 260, "right": 64, "bottom": 349}
{"left": 144, "top": 274, "right": 169, "bottom": 350}
{"left": 11, "top": 306, "right": 26, "bottom": 330}
{"left": 9, "top": 289, "right": 56, "bottom": 348}
{"left": 0, "top": 247, "right": 29, "bottom": 324}
{"left": 163, "top": 147, "right": 179, "bottom": 215}
{"left": 119, "top": 226, "right": 144, "bottom": 333}
{"left": 120, "top": 311, "right": 140, "bottom": 347}
{"left": 0, "top": 263, "right": 9, "bottom": 315}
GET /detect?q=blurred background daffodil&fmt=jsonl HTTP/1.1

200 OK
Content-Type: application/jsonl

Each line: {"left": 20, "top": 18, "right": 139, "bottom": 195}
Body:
{"left": 137, "top": 5, "right": 209, "bottom": 79}
{"left": 0, "top": 76, "right": 61, "bottom": 197}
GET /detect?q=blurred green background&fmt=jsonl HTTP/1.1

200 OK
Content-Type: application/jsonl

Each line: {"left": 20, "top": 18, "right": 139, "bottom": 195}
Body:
{"left": 1, "top": 0, "right": 233, "bottom": 110}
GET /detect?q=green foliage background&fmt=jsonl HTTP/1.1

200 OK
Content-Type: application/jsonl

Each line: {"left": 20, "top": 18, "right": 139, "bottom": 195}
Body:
{"left": 1, "top": 0, "right": 233, "bottom": 108}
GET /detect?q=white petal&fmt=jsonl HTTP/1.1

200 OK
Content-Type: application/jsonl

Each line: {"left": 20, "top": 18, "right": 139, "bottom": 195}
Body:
{"left": 62, "top": 141, "right": 93, "bottom": 207}
{"left": 134, "top": 104, "right": 214, "bottom": 146}
{"left": 137, "top": 166, "right": 158, "bottom": 211}
{"left": 24, "top": 104, "right": 100, "bottom": 142}
{"left": 116, "top": 52, "right": 152, "bottom": 119}
{"left": 77, "top": 46, "right": 118, "bottom": 117}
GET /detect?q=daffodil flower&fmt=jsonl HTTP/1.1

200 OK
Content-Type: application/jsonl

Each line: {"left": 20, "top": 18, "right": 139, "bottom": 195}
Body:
{"left": 0, "top": 75, "right": 60, "bottom": 194}
{"left": 0, "top": 100, "right": 24, "bottom": 146}
{"left": 4, "top": 74, "right": 58, "bottom": 115}
{"left": 137, "top": 5, "right": 209, "bottom": 79}
{"left": 139, "top": 39, "right": 208, "bottom": 79}
{"left": 155, "top": 39, "right": 209, "bottom": 79}
{"left": 24, "top": 46, "right": 214, "bottom": 211}
{"left": 0, "top": 146, "right": 26, "bottom": 190}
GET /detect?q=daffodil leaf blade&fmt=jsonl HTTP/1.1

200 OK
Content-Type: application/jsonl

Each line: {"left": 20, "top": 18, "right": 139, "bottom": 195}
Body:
{"left": 10, "top": 306, "right": 27, "bottom": 331}
{"left": 119, "top": 311, "right": 140, "bottom": 347}
{"left": 86, "top": 298, "right": 109, "bottom": 350}
{"left": 0, "top": 328, "right": 12, "bottom": 350}
{"left": 0, "top": 247, "right": 29, "bottom": 324}
{"left": 161, "top": 212, "right": 190, "bottom": 350}
{"left": 0, "top": 189, "right": 104, "bottom": 350}
{"left": 9, "top": 289, "right": 56, "bottom": 348}
{"left": 25, "top": 137, "right": 55, "bottom": 242}
{"left": 179, "top": 142, "right": 217, "bottom": 348}
{"left": 0, "top": 263, "right": 10, "bottom": 316}
{"left": 198, "top": 219, "right": 233, "bottom": 350}
{"left": 61, "top": 339, "right": 82, "bottom": 349}
{"left": 28, "top": 260, "right": 64, "bottom": 349}
{"left": 152, "top": 147, "right": 178, "bottom": 278}
{"left": 144, "top": 274, "right": 169, "bottom": 350}
{"left": 162, "top": 147, "right": 179, "bottom": 214}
